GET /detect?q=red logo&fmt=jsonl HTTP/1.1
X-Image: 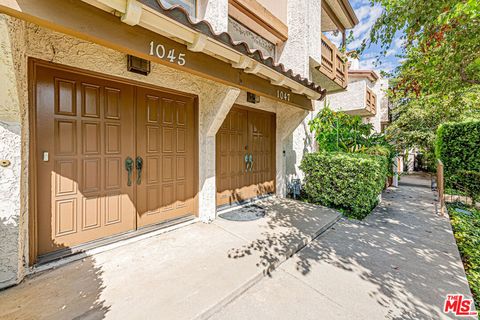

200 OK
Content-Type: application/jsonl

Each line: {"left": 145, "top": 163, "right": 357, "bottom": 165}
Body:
{"left": 443, "top": 294, "right": 477, "bottom": 317}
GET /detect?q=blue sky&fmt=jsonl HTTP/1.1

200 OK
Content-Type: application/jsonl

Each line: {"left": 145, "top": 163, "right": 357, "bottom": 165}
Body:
{"left": 329, "top": 0, "right": 404, "bottom": 74}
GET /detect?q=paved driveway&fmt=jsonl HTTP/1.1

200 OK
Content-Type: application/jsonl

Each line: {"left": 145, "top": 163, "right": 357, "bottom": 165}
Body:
{"left": 0, "top": 198, "right": 340, "bottom": 320}
{"left": 211, "top": 175, "right": 476, "bottom": 320}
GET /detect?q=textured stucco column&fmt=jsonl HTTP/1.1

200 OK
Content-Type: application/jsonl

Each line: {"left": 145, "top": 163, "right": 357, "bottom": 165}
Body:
{"left": 198, "top": 87, "right": 240, "bottom": 222}
{"left": 275, "top": 107, "right": 310, "bottom": 196}
{"left": 198, "top": 0, "right": 229, "bottom": 33}
{"left": 277, "top": 0, "right": 321, "bottom": 76}
{"left": 275, "top": 0, "right": 321, "bottom": 184}
{"left": 0, "top": 15, "right": 28, "bottom": 289}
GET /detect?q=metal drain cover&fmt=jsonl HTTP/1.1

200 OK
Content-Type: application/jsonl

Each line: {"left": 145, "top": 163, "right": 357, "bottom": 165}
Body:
{"left": 218, "top": 204, "right": 266, "bottom": 221}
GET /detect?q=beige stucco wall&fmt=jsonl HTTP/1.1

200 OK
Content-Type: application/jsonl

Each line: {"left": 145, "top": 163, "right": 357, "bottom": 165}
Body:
{"left": 0, "top": 13, "right": 245, "bottom": 288}
{"left": 273, "top": 0, "right": 322, "bottom": 182}
{"left": 198, "top": 0, "right": 229, "bottom": 33}
{"left": 0, "top": 14, "right": 28, "bottom": 289}
{"left": 0, "top": 11, "right": 315, "bottom": 287}
{"left": 326, "top": 80, "right": 366, "bottom": 113}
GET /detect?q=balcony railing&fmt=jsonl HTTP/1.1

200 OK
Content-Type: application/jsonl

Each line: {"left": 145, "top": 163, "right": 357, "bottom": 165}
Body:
{"left": 366, "top": 87, "right": 377, "bottom": 115}
{"left": 319, "top": 34, "right": 348, "bottom": 89}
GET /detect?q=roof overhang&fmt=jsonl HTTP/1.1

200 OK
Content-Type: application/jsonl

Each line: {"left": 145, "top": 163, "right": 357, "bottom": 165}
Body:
{"left": 0, "top": 0, "right": 326, "bottom": 110}
{"left": 321, "top": 0, "right": 359, "bottom": 32}
{"left": 348, "top": 70, "right": 380, "bottom": 82}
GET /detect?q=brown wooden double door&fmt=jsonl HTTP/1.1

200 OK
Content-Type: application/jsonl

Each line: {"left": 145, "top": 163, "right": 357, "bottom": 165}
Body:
{"left": 216, "top": 106, "right": 276, "bottom": 207}
{"left": 35, "top": 64, "right": 196, "bottom": 256}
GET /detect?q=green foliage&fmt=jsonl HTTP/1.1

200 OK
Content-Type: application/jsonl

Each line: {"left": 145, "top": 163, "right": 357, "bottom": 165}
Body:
{"left": 436, "top": 119, "right": 480, "bottom": 188}
{"left": 452, "top": 170, "right": 480, "bottom": 203}
{"left": 447, "top": 204, "right": 480, "bottom": 310}
{"left": 308, "top": 104, "right": 373, "bottom": 152}
{"left": 300, "top": 152, "right": 388, "bottom": 219}
{"left": 309, "top": 104, "right": 395, "bottom": 156}
{"left": 363, "top": 0, "right": 480, "bottom": 155}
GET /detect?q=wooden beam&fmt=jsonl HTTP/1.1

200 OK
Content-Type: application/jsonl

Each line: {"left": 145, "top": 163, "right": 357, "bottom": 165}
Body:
{"left": 322, "top": 1, "right": 346, "bottom": 32}
{"left": 0, "top": 0, "right": 313, "bottom": 110}
{"left": 228, "top": 0, "right": 288, "bottom": 42}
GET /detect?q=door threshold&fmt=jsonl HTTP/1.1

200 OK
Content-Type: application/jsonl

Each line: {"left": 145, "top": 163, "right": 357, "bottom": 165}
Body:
{"left": 217, "top": 193, "right": 275, "bottom": 214}
{"left": 31, "top": 215, "right": 198, "bottom": 275}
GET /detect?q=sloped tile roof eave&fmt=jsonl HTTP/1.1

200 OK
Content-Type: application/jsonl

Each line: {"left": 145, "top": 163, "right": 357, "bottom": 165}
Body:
{"left": 138, "top": 0, "right": 327, "bottom": 100}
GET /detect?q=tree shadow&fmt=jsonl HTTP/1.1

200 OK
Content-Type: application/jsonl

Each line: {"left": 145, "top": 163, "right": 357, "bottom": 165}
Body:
{"left": 0, "top": 250, "right": 110, "bottom": 320}
{"left": 226, "top": 175, "right": 474, "bottom": 319}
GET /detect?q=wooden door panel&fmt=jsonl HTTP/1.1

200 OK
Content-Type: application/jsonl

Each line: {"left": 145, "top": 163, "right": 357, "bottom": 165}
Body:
{"left": 36, "top": 65, "right": 136, "bottom": 256}
{"left": 216, "top": 106, "right": 275, "bottom": 207}
{"left": 136, "top": 87, "right": 196, "bottom": 227}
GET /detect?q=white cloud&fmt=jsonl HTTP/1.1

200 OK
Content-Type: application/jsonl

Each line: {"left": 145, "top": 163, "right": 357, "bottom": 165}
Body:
{"left": 352, "top": 5, "right": 383, "bottom": 40}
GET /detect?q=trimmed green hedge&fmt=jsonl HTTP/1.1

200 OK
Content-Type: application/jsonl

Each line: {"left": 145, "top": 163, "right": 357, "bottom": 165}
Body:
{"left": 436, "top": 120, "right": 480, "bottom": 186}
{"left": 300, "top": 152, "right": 388, "bottom": 219}
{"left": 447, "top": 204, "right": 480, "bottom": 310}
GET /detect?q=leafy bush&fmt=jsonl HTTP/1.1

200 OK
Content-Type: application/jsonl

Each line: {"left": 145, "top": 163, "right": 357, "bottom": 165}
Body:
{"left": 309, "top": 104, "right": 373, "bottom": 152}
{"left": 452, "top": 170, "right": 480, "bottom": 203}
{"left": 300, "top": 152, "right": 388, "bottom": 219}
{"left": 436, "top": 119, "right": 480, "bottom": 187}
{"left": 447, "top": 204, "right": 480, "bottom": 310}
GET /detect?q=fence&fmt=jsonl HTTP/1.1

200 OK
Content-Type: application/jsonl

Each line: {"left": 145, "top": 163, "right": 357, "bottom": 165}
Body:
{"left": 436, "top": 159, "right": 480, "bottom": 212}
{"left": 437, "top": 160, "right": 445, "bottom": 215}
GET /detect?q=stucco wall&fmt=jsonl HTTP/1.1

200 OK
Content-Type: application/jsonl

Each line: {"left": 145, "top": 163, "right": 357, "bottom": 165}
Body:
{"left": 198, "top": 0, "right": 229, "bottom": 33}
{"left": 0, "top": 15, "right": 28, "bottom": 289}
{"left": 0, "top": 10, "right": 316, "bottom": 288}
{"left": 274, "top": 0, "right": 322, "bottom": 182}
{"left": 326, "top": 80, "right": 366, "bottom": 112}
{"left": 0, "top": 14, "right": 245, "bottom": 288}
{"left": 277, "top": 0, "right": 321, "bottom": 77}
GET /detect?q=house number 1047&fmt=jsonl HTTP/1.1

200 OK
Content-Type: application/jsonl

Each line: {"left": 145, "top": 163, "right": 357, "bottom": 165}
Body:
{"left": 149, "top": 41, "right": 186, "bottom": 66}
{"left": 277, "top": 90, "right": 291, "bottom": 102}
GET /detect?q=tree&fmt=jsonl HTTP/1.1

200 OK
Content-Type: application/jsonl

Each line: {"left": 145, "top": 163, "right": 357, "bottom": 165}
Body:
{"left": 361, "top": 0, "right": 480, "bottom": 154}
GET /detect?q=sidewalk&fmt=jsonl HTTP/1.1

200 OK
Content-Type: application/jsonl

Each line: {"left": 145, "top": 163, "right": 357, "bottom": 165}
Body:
{"left": 0, "top": 198, "right": 340, "bottom": 320}
{"left": 211, "top": 175, "right": 476, "bottom": 320}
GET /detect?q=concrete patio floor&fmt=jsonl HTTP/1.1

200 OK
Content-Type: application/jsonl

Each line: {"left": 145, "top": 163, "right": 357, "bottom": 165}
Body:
{"left": 0, "top": 198, "right": 340, "bottom": 320}
{"left": 210, "top": 175, "right": 477, "bottom": 320}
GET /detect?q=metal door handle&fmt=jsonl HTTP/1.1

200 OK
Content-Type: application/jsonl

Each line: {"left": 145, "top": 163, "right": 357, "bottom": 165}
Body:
{"left": 249, "top": 154, "right": 253, "bottom": 172}
{"left": 136, "top": 156, "right": 143, "bottom": 185}
{"left": 244, "top": 154, "right": 249, "bottom": 172}
{"left": 125, "top": 157, "right": 134, "bottom": 186}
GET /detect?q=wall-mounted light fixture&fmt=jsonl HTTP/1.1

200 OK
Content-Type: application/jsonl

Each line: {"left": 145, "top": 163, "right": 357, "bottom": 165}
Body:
{"left": 127, "top": 55, "right": 151, "bottom": 76}
{"left": 247, "top": 92, "right": 260, "bottom": 104}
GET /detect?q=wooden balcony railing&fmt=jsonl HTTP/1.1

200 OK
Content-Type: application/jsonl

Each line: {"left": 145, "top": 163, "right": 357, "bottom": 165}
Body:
{"left": 366, "top": 87, "right": 377, "bottom": 115}
{"left": 319, "top": 34, "right": 348, "bottom": 89}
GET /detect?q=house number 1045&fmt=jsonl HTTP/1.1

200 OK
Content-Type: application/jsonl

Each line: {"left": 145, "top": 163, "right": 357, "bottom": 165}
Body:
{"left": 149, "top": 41, "right": 186, "bottom": 66}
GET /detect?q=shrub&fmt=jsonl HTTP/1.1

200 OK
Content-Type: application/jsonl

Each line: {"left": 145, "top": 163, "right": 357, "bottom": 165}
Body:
{"left": 436, "top": 119, "right": 480, "bottom": 187}
{"left": 300, "top": 152, "right": 388, "bottom": 219}
{"left": 308, "top": 104, "right": 373, "bottom": 152}
{"left": 447, "top": 204, "right": 480, "bottom": 310}
{"left": 452, "top": 170, "right": 480, "bottom": 203}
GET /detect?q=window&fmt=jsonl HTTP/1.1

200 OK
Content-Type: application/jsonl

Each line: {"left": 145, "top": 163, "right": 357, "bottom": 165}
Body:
{"left": 161, "top": 0, "right": 196, "bottom": 18}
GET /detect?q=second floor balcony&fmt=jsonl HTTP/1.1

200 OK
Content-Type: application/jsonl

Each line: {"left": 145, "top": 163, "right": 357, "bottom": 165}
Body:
{"left": 365, "top": 87, "right": 377, "bottom": 116}
{"left": 327, "top": 80, "right": 378, "bottom": 117}
{"left": 317, "top": 34, "right": 348, "bottom": 91}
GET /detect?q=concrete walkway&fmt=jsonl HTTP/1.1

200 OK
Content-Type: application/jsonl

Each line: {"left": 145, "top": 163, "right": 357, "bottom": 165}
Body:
{"left": 0, "top": 198, "right": 340, "bottom": 320}
{"left": 210, "top": 175, "right": 477, "bottom": 320}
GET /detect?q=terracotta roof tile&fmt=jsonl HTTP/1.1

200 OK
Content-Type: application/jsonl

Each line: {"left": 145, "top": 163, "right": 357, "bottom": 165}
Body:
{"left": 139, "top": 0, "right": 327, "bottom": 99}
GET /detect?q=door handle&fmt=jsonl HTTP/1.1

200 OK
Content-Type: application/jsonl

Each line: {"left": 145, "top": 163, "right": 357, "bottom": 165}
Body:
{"left": 249, "top": 154, "right": 253, "bottom": 172}
{"left": 136, "top": 156, "right": 144, "bottom": 185}
{"left": 125, "top": 157, "right": 134, "bottom": 186}
{"left": 244, "top": 154, "right": 249, "bottom": 172}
